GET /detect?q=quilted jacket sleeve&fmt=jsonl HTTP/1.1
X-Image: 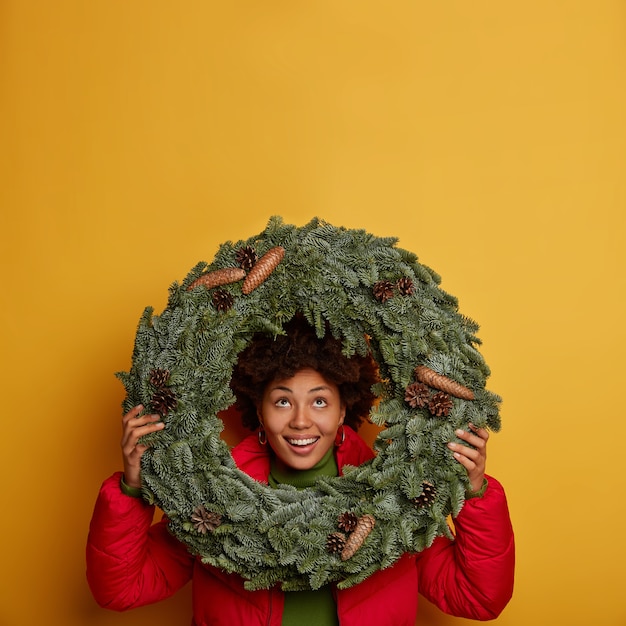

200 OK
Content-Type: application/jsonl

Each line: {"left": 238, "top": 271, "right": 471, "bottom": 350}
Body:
{"left": 416, "top": 476, "right": 515, "bottom": 620}
{"left": 86, "top": 472, "right": 195, "bottom": 611}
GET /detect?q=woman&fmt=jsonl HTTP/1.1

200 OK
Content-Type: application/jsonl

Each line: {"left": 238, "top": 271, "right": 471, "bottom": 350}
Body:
{"left": 87, "top": 317, "right": 514, "bottom": 625}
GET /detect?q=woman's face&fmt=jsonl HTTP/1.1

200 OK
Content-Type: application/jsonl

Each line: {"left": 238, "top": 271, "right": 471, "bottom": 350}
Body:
{"left": 259, "top": 368, "right": 346, "bottom": 471}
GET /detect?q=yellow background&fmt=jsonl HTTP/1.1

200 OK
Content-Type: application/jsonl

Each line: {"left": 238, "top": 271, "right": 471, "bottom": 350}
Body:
{"left": 2, "top": 2, "right": 625, "bottom": 625}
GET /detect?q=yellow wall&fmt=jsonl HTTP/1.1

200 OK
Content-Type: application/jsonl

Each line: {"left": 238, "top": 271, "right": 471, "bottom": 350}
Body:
{"left": 2, "top": 2, "right": 625, "bottom": 625}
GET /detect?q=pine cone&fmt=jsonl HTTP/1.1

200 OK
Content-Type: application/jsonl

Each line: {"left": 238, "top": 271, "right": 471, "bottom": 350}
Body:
{"left": 396, "top": 277, "right": 415, "bottom": 296}
{"left": 412, "top": 482, "right": 436, "bottom": 508}
{"left": 212, "top": 289, "right": 234, "bottom": 312}
{"left": 326, "top": 532, "right": 347, "bottom": 554}
{"left": 414, "top": 365, "right": 475, "bottom": 400}
{"left": 187, "top": 267, "right": 246, "bottom": 291}
{"left": 404, "top": 382, "right": 430, "bottom": 409}
{"left": 235, "top": 245, "right": 258, "bottom": 271}
{"left": 242, "top": 246, "right": 285, "bottom": 294}
{"left": 337, "top": 511, "right": 358, "bottom": 533}
{"left": 373, "top": 280, "right": 395, "bottom": 303}
{"left": 149, "top": 368, "right": 170, "bottom": 388}
{"left": 428, "top": 391, "right": 453, "bottom": 417}
{"left": 191, "top": 506, "right": 222, "bottom": 534}
{"left": 151, "top": 388, "right": 178, "bottom": 416}
{"left": 341, "top": 514, "right": 376, "bottom": 561}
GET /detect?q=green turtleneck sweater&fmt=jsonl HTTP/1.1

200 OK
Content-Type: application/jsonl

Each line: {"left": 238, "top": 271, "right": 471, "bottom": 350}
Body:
{"left": 268, "top": 449, "right": 340, "bottom": 626}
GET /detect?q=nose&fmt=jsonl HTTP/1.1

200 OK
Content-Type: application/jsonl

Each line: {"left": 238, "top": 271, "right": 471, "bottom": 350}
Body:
{"left": 289, "top": 404, "right": 311, "bottom": 429}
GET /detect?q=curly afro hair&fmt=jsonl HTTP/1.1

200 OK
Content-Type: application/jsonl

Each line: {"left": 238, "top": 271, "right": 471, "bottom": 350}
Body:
{"left": 230, "top": 315, "right": 380, "bottom": 431}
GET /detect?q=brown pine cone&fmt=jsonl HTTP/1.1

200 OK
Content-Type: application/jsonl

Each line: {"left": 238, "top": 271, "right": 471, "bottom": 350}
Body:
{"left": 242, "top": 246, "right": 285, "bottom": 294}
{"left": 428, "top": 391, "right": 453, "bottom": 417}
{"left": 396, "top": 277, "right": 415, "bottom": 296}
{"left": 212, "top": 289, "right": 234, "bottom": 312}
{"left": 404, "top": 382, "right": 430, "bottom": 409}
{"left": 412, "top": 482, "right": 436, "bottom": 508}
{"left": 337, "top": 511, "right": 358, "bottom": 533}
{"left": 187, "top": 267, "right": 246, "bottom": 291}
{"left": 149, "top": 368, "right": 170, "bottom": 388}
{"left": 235, "top": 245, "right": 258, "bottom": 271}
{"left": 191, "top": 506, "right": 222, "bottom": 534}
{"left": 151, "top": 388, "right": 178, "bottom": 416}
{"left": 341, "top": 514, "right": 376, "bottom": 561}
{"left": 326, "top": 532, "right": 347, "bottom": 554}
{"left": 414, "top": 365, "right": 475, "bottom": 400}
{"left": 373, "top": 280, "right": 395, "bottom": 303}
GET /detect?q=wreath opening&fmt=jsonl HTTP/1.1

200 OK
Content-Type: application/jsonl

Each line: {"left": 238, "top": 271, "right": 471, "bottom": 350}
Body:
{"left": 116, "top": 216, "right": 501, "bottom": 591}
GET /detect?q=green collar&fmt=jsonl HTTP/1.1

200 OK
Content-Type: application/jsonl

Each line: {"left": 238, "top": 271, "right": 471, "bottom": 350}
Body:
{"left": 268, "top": 448, "right": 338, "bottom": 489}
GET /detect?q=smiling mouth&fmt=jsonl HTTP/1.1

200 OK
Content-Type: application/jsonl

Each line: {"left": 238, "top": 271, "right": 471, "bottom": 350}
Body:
{"left": 285, "top": 437, "right": 319, "bottom": 447}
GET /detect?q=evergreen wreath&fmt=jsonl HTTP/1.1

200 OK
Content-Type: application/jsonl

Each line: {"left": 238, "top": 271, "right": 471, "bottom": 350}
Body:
{"left": 117, "top": 216, "right": 502, "bottom": 591}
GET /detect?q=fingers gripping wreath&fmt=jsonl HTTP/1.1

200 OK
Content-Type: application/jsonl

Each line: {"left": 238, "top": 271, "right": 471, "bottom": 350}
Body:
{"left": 117, "top": 217, "right": 501, "bottom": 591}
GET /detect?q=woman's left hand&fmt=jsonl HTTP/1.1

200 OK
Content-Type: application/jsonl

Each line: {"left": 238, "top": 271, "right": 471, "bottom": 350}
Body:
{"left": 447, "top": 423, "right": 488, "bottom": 492}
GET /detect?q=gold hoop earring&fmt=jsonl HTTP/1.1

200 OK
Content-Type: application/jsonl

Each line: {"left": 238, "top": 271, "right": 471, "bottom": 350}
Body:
{"left": 258, "top": 427, "right": 267, "bottom": 446}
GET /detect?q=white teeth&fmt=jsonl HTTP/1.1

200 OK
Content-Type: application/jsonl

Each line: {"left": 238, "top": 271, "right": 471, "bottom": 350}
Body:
{"left": 287, "top": 437, "right": 317, "bottom": 446}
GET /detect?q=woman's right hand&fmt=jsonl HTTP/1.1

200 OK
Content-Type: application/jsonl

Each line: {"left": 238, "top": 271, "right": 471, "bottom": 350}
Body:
{"left": 121, "top": 405, "right": 165, "bottom": 489}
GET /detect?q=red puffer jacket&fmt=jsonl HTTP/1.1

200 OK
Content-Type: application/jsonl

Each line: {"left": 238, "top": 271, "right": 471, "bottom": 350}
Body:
{"left": 87, "top": 429, "right": 514, "bottom": 625}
